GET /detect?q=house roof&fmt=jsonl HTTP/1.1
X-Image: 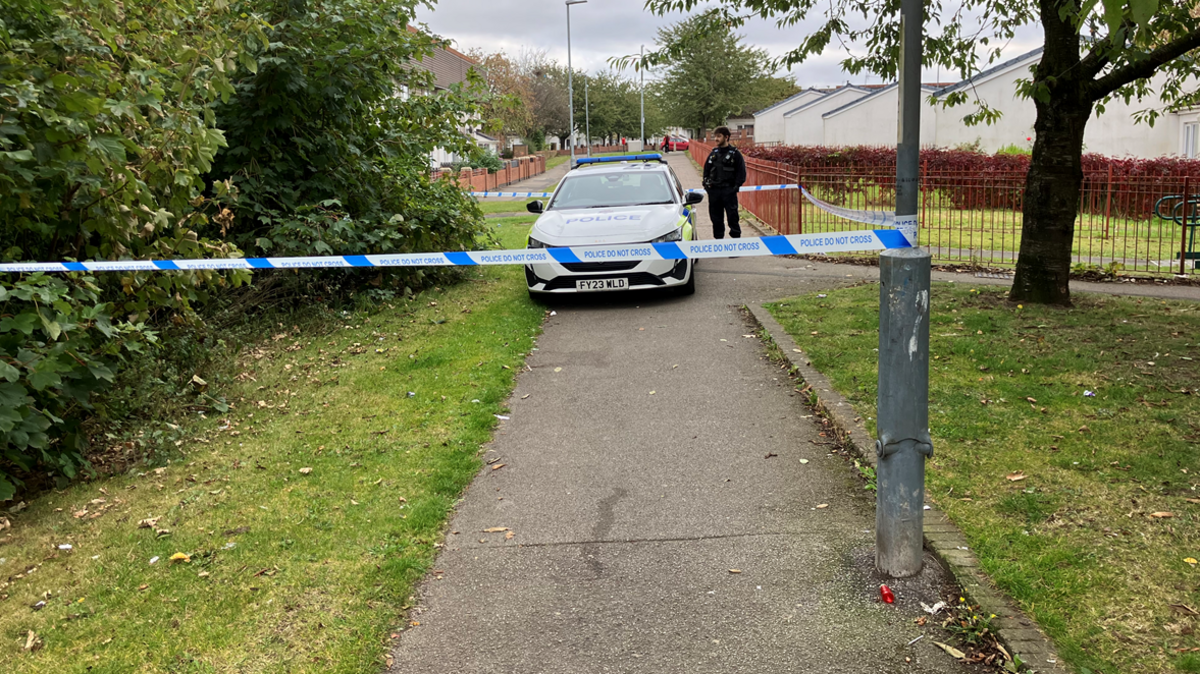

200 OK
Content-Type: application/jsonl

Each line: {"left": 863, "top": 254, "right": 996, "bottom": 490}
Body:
{"left": 930, "top": 47, "right": 1044, "bottom": 98}
{"left": 753, "top": 88, "right": 835, "bottom": 116}
{"left": 782, "top": 85, "right": 872, "bottom": 117}
{"left": 407, "top": 25, "right": 478, "bottom": 65}
{"left": 822, "top": 82, "right": 941, "bottom": 119}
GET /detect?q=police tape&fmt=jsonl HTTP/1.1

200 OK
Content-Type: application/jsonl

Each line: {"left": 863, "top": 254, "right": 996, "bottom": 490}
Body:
{"left": 467, "top": 184, "right": 807, "bottom": 199}
{"left": 470, "top": 184, "right": 918, "bottom": 245}
{"left": 0, "top": 229, "right": 911, "bottom": 274}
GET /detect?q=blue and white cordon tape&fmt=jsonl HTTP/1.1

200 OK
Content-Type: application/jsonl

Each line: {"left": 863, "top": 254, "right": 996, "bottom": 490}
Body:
{"left": 468, "top": 184, "right": 808, "bottom": 199}
{"left": 0, "top": 182, "right": 917, "bottom": 274}
{"left": 0, "top": 230, "right": 911, "bottom": 274}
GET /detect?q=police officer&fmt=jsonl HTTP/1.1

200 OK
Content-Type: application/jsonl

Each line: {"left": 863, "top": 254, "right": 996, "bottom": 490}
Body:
{"left": 702, "top": 126, "right": 747, "bottom": 239}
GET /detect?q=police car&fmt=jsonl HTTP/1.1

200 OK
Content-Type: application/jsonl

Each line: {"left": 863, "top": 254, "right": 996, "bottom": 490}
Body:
{"left": 524, "top": 154, "right": 703, "bottom": 296}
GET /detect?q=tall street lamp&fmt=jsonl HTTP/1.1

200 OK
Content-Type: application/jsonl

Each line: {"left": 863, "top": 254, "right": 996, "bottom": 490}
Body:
{"left": 566, "top": 0, "right": 587, "bottom": 166}
{"left": 584, "top": 74, "right": 591, "bottom": 158}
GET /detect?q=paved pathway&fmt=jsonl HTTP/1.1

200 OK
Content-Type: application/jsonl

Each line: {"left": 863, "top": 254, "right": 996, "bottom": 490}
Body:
{"left": 388, "top": 154, "right": 980, "bottom": 673}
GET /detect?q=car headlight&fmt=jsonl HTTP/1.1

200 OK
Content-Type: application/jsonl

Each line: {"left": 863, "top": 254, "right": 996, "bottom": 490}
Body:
{"left": 649, "top": 227, "right": 683, "bottom": 243}
{"left": 527, "top": 236, "right": 548, "bottom": 249}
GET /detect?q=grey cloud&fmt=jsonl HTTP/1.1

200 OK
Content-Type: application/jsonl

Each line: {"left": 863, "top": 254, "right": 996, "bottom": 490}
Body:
{"left": 415, "top": 1, "right": 1039, "bottom": 88}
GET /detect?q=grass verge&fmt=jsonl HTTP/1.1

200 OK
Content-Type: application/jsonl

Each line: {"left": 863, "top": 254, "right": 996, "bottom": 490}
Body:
{"left": 0, "top": 224, "right": 542, "bottom": 672}
{"left": 767, "top": 284, "right": 1200, "bottom": 674}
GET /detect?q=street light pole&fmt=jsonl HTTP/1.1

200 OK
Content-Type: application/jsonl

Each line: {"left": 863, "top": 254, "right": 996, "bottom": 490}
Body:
{"left": 876, "top": 0, "right": 930, "bottom": 579}
{"left": 639, "top": 45, "right": 645, "bottom": 148}
{"left": 565, "top": 0, "right": 587, "bottom": 166}
{"left": 584, "top": 75, "right": 591, "bottom": 158}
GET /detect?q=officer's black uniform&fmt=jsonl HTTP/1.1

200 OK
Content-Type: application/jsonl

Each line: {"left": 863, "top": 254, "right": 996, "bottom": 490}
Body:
{"left": 702, "top": 143, "right": 747, "bottom": 239}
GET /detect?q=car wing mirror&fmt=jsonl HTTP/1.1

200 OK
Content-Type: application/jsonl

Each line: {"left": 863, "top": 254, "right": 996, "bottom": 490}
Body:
{"left": 685, "top": 192, "right": 704, "bottom": 205}
{"left": 526, "top": 200, "right": 544, "bottom": 214}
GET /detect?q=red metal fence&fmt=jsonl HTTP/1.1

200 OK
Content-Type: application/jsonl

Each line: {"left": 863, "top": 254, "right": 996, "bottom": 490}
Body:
{"left": 433, "top": 155, "right": 547, "bottom": 192}
{"left": 691, "top": 140, "right": 1199, "bottom": 276}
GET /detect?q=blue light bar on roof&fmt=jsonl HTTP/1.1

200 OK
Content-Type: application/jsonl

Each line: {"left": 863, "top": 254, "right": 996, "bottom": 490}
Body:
{"left": 574, "top": 153, "right": 665, "bottom": 166}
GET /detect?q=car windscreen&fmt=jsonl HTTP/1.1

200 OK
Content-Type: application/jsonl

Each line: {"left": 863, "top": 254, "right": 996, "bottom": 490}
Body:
{"left": 549, "top": 172, "right": 675, "bottom": 210}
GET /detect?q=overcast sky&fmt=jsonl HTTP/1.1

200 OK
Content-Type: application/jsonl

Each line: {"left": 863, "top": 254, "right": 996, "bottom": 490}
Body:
{"left": 414, "top": 0, "right": 1042, "bottom": 88}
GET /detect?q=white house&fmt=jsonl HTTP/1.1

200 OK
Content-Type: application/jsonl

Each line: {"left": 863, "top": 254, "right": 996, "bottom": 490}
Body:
{"left": 821, "top": 83, "right": 941, "bottom": 148}
{"left": 782, "top": 85, "right": 877, "bottom": 146}
{"left": 752, "top": 89, "right": 832, "bottom": 146}
{"left": 1180, "top": 108, "right": 1199, "bottom": 158}
{"left": 757, "top": 46, "right": 1200, "bottom": 159}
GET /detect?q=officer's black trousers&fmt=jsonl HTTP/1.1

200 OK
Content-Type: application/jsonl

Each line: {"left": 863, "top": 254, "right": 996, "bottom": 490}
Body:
{"left": 707, "top": 188, "right": 741, "bottom": 239}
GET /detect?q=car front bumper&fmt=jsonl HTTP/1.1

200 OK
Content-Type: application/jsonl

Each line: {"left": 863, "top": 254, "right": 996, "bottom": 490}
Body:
{"left": 525, "top": 257, "right": 692, "bottom": 293}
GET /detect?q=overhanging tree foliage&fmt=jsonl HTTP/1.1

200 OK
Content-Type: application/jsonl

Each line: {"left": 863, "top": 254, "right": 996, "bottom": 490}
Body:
{"left": 638, "top": 0, "right": 1200, "bottom": 305}
{"left": 643, "top": 15, "right": 771, "bottom": 135}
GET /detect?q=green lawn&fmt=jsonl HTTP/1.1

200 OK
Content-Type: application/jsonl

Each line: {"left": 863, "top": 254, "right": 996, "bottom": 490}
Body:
{"left": 768, "top": 285, "right": 1200, "bottom": 674}
{"left": 0, "top": 224, "right": 542, "bottom": 672}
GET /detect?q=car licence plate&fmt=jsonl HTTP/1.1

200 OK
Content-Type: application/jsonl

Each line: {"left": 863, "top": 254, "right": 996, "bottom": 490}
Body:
{"left": 576, "top": 278, "right": 628, "bottom": 291}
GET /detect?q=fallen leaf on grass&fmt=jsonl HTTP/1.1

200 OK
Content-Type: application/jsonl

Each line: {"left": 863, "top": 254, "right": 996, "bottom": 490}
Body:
{"left": 170, "top": 553, "right": 191, "bottom": 563}
{"left": 73, "top": 509, "right": 88, "bottom": 519}
{"left": 299, "top": 467, "right": 312, "bottom": 475}
{"left": 137, "top": 517, "right": 160, "bottom": 529}
{"left": 23, "top": 630, "right": 41, "bottom": 652}
{"left": 483, "top": 527, "right": 510, "bottom": 533}
{"left": 1150, "top": 512, "right": 1176, "bottom": 518}
{"left": 0, "top": 517, "right": 10, "bottom": 531}
{"left": 1185, "top": 558, "right": 1197, "bottom": 566}
{"left": 933, "top": 641, "right": 966, "bottom": 659}
{"left": 1005, "top": 471, "right": 1027, "bottom": 482}
{"left": 1187, "top": 499, "right": 1200, "bottom": 504}
{"left": 1171, "top": 604, "right": 1200, "bottom": 616}
{"left": 138, "top": 584, "right": 149, "bottom": 591}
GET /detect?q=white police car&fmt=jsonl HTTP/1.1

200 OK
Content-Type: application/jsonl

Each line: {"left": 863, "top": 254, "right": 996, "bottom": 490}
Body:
{"left": 524, "top": 154, "right": 703, "bottom": 296}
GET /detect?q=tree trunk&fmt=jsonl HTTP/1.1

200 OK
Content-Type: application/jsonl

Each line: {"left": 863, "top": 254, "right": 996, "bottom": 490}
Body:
{"left": 1009, "top": 0, "right": 1092, "bottom": 306}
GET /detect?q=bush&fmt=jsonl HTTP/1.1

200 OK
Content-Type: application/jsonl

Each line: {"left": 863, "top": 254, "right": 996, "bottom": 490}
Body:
{"left": 0, "top": 0, "right": 500, "bottom": 499}
{"left": 0, "top": 275, "right": 155, "bottom": 498}
{"left": 0, "top": 0, "right": 260, "bottom": 497}
{"left": 211, "top": 0, "right": 491, "bottom": 296}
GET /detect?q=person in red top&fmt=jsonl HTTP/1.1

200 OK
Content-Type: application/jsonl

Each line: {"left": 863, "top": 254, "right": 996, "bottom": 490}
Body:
{"left": 660, "top": 136, "right": 671, "bottom": 154}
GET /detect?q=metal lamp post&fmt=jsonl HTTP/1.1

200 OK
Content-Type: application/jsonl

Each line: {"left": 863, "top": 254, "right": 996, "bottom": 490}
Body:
{"left": 584, "top": 75, "right": 591, "bottom": 158}
{"left": 566, "top": 0, "right": 587, "bottom": 165}
{"left": 639, "top": 45, "right": 645, "bottom": 147}
{"left": 876, "top": 0, "right": 931, "bottom": 578}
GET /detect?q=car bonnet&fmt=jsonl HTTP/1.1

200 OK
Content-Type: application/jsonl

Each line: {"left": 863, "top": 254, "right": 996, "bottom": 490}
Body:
{"left": 531, "top": 204, "right": 682, "bottom": 246}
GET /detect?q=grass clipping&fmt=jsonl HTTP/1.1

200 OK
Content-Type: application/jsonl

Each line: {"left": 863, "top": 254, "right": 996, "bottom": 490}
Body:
{"left": 767, "top": 284, "right": 1200, "bottom": 674}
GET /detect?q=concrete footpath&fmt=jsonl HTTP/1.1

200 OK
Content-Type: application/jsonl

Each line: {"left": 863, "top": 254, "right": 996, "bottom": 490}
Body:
{"left": 388, "top": 155, "right": 993, "bottom": 673}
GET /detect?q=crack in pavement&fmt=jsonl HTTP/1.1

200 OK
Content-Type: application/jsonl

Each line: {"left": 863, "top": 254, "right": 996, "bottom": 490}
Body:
{"left": 582, "top": 487, "right": 626, "bottom": 578}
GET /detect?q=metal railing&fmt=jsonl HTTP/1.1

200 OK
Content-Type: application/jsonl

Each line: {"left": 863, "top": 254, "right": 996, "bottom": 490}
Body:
{"left": 690, "top": 140, "right": 1199, "bottom": 276}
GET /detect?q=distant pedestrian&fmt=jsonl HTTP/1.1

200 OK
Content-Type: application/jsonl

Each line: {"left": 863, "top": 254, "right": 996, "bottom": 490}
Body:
{"left": 661, "top": 136, "right": 671, "bottom": 154}
{"left": 702, "top": 126, "right": 747, "bottom": 239}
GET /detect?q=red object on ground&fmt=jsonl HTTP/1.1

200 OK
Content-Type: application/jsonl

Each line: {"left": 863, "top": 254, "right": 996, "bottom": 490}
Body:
{"left": 880, "top": 584, "right": 895, "bottom": 604}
